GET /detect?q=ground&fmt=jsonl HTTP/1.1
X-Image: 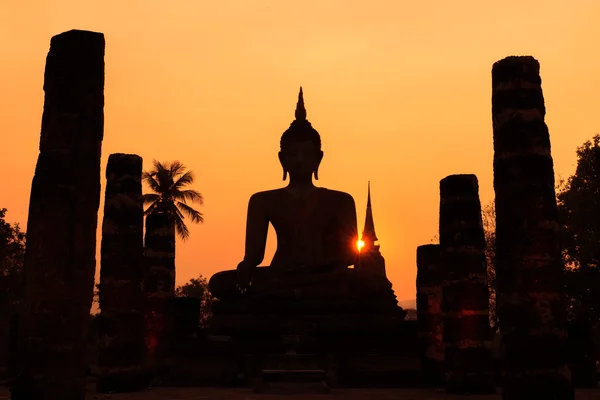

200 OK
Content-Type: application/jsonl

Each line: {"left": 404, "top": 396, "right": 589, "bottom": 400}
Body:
{"left": 0, "top": 386, "right": 598, "bottom": 400}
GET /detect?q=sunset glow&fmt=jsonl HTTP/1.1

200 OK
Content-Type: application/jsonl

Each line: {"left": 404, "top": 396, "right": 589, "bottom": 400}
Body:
{"left": 357, "top": 240, "right": 365, "bottom": 252}
{"left": 1, "top": 1, "right": 600, "bottom": 306}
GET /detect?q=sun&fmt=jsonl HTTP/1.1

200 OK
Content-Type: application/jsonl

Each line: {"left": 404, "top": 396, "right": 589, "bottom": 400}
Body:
{"left": 357, "top": 240, "right": 365, "bottom": 252}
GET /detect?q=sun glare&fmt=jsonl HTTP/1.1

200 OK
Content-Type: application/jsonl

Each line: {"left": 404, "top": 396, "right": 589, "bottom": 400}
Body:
{"left": 357, "top": 240, "right": 365, "bottom": 252}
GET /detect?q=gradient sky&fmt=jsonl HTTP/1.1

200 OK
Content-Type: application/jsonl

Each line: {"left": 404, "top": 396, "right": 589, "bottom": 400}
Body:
{"left": 1, "top": 1, "right": 600, "bottom": 304}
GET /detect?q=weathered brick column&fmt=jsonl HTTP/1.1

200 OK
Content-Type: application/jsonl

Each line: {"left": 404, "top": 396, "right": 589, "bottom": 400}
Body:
{"left": 439, "top": 174, "right": 494, "bottom": 394}
{"left": 143, "top": 211, "right": 176, "bottom": 366}
{"left": 492, "top": 56, "right": 573, "bottom": 399}
{"left": 97, "top": 153, "right": 146, "bottom": 393}
{"left": 169, "top": 297, "right": 201, "bottom": 355}
{"left": 7, "top": 313, "right": 18, "bottom": 380}
{"left": 12, "top": 29, "right": 105, "bottom": 399}
{"left": 144, "top": 212, "right": 176, "bottom": 297}
{"left": 416, "top": 244, "right": 444, "bottom": 386}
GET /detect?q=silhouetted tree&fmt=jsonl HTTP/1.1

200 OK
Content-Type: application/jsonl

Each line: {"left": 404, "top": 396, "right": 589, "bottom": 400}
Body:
{"left": 175, "top": 274, "right": 214, "bottom": 327}
{"left": 557, "top": 134, "right": 600, "bottom": 323}
{"left": 481, "top": 201, "right": 497, "bottom": 330}
{"left": 0, "top": 208, "right": 25, "bottom": 312}
{"left": 92, "top": 283, "right": 100, "bottom": 310}
{"left": 142, "top": 160, "right": 204, "bottom": 241}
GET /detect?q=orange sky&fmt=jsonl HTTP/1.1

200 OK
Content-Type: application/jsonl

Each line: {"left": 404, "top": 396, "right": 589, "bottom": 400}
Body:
{"left": 1, "top": 1, "right": 600, "bottom": 304}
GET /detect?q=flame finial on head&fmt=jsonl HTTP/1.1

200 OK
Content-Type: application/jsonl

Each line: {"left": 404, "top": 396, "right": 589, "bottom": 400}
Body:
{"left": 280, "top": 86, "right": 321, "bottom": 153}
{"left": 295, "top": 87, "right": 307, "bottom": 121}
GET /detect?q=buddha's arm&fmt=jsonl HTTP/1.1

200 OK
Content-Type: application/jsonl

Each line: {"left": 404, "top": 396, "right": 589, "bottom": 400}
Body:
{"left": 241, "top": 193, "right": 269, "bottom": 267}
{"left": 338, "top": 194, "right": 359, "bottom": 267}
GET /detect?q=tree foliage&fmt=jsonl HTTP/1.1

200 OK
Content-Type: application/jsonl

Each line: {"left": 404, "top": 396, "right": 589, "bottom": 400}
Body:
{"left": 175, "top": 274, "right": 214, "bottom": 327}
{"left": 0, "top": 208, "right": 25, "bottom": 311}
{"left": 557, "top": 134, "right": 600, "bottom": 322}
{"left": 481, "top": 201, "right": 497, "bottom": 329}
{"left": 142, "top": 160, "right": 204, "bottom": 241}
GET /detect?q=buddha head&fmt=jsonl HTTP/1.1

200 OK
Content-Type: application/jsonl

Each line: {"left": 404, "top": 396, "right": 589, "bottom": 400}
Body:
{"left": 279, "top": 87, "right": 323, "bottom": 182}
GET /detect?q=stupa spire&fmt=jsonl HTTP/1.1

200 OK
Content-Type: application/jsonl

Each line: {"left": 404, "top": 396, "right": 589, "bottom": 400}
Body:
{"left": 362, "top": 181, "right": 378, "bottom": 246}
{"left": 295, "top": 86, "right": 307, "bottom": 121}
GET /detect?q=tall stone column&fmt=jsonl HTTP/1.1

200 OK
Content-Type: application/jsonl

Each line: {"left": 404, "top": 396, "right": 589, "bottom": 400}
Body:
{"left": 439, "top": 174, "right": 495, "bottom": 394}
{"left": 143, "top": 212, "right": 176, "bottom": 366}
{"left": 492, "top": 56, "right": 573, "bottom": 399}
{"left": 416, "top": 244, "right": 444, "bottom": 386}
{"left": 143, "top": 212, "right": 176, "bottom": 297}
{"left": 97, "top": 153, "right": 146, "bottom": 393}
{"left": 7, "top": 313, "right": 18, "bottom": 380}
{"left": 12, "top": 30, "right": 105, "bottom": 399}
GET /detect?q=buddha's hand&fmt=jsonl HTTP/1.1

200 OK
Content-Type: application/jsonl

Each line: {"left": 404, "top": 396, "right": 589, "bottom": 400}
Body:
{"left": 236, "top": 260, "right": 255, "bottom": 294}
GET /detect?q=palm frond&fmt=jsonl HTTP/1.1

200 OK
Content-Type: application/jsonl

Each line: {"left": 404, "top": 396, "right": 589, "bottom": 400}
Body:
{"left": 143, "top": 200, "right": 159, "bottom": 215}
{"left": 142, "top": 159, "right": 204, "bottom": 241}
{"left": 152, "top": 159, "right": 167, "bottom": 174}
{"left": 176, "top": 201, "right": 204, "bottom": 224}
{"left": 170, "top": 203, "right": 190, "bottom": 241}
{"left": 177, "top": 189, "right": 204, "bottom": 205}
{"left": 174, "top": 217, "right": 189, "bottom": 241}
{"left": 173, "top": 170, "right": 195, "bottom": 189}
{"left": 169, "top": 161, "right": 185, "bottom": 179}
{"left": 147, "top": 160, "right": 173, "bottom": 193}
{"left": 142, "top": 193, "right": 160, "bottom": 205}
{"left": 156, "top": 166, "right": 174, "bottom": 192}
{"left": 142, "top": 171, "right": 161, "bottom": 194}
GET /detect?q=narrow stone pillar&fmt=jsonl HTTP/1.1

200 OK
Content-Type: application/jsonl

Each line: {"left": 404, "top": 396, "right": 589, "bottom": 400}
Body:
{"left": 171, "top": 297, "right": 201, "bottom": 339}
{"left": 12, "top": 29, "right": 105, "bottom": 399}
{"left": 492, "top": 56, "right": 573, "bottom": 399}
{"left": 439, "top": 174, "right": 495, "bottom": 394}
{"left": 143, "top": 212, "right": 176, "bottom": 297}
{"left": 7, "top": 313, "right": 18, "bottom": 380}
{"left": 416, "top": 244, "right": 444, "bottom": 386}
{"left": 143, "top": 212, "right": 176, "bottom": 367}
{"left": 169, "top": 297, "right": 201, "bottom": 356}
{"left": 97, "top": 153, "right": 146, "bottom": 393}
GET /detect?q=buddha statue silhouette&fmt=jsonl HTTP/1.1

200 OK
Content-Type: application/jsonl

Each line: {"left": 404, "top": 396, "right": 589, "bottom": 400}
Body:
{"left": 209, "top": 88, "right": 399, "bottom": 316}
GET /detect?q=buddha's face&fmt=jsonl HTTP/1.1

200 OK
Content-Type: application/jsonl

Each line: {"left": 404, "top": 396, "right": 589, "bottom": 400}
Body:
{"left": 279, "top": 140, "right": 323, "bottom": 181}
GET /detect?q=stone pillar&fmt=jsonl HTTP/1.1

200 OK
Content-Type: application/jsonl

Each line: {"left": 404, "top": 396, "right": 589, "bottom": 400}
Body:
{"left": 143, "top": 212, "right": 176, "bottom": 367}
{"left": 416, "top": 244, "right": 444, "bottom": 386}
{"left": 439, "top": 174, "right": 495, "bottom": 394}
{"left": 12, "top": 30, "right": 105, "bottom": 399}
{"left": 143, "top": 212, "right": 176, "bottom": 297}
{"left": 492, "top": 56, "right": 573, "bottom": 399}
{"left": 7, "top": 313, "right": 18, "bottom": 380}
{"left": 171, "top": 297, "right": 201, "bottom": 338}
{"left": 97, "top": 153, "right": 146, "bottom": 393}
{"left": 170, "top": 297, "right": 201, "bottom": 356}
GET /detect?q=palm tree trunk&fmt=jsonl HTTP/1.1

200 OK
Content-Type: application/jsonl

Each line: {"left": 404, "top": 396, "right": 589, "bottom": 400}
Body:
{"left": 492, "top": 56, "right": 574, "bottom": 399}
{"left": 143, "top": 212, "right": 176, "bottom": 368}
{"left": 439, "top": 174, "right": 495, "bottom": 394}
{"left": 416, "top": 244, "right": 444, "bottom": 386}
{"left": 97, "top": 154, "right": 146, "bottom": 393}
{"left": 12, "top": 30, "right": 105, "bottom": 400}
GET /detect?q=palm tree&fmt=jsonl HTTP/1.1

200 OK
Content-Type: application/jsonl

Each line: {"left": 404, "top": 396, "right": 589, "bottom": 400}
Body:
{"left": 141, "top": 160, "right": 203, "bottom": 368}
{"left": 142, "top": 160, "right": 204, "bottom": 240}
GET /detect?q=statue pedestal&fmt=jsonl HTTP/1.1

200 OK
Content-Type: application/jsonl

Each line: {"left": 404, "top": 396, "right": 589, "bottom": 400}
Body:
{"left": 154, "top": 268, "right": 416, "bottom": 388}
{"left": 251, "top": 343, "right": 330, "bottom": 394}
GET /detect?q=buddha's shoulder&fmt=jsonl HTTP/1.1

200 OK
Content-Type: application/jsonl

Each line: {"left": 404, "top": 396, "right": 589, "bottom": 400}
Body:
{"left": 248, "top": 188, "right": 355, "bottom": 204}
{"left": 321, "top": 188, "right": 355, "bottom": 204}
{"left": 248, "top": 189, "right": 286, "bottom": 203}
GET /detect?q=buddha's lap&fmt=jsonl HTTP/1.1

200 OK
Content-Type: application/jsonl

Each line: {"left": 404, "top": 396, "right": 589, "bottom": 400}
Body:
{"left": 209, "top": 266, "right": 391, "bottom": 300}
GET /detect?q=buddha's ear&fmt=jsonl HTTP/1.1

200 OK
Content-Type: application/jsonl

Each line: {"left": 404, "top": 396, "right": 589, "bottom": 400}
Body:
{"left": 278, "top": 152, "right": 288, "bottom": 181}
{"left": 314, "top": 150, "right": 323, "bottom": 180}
